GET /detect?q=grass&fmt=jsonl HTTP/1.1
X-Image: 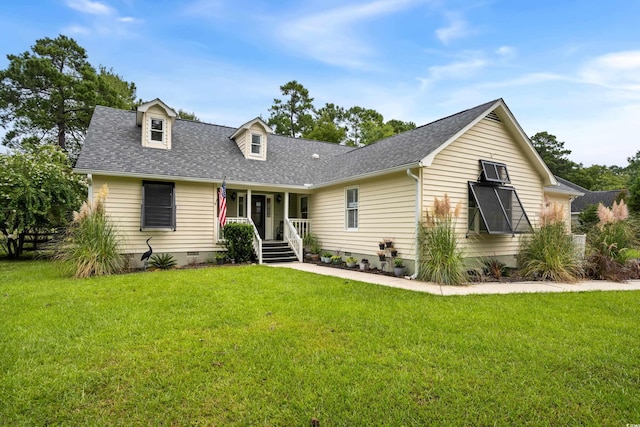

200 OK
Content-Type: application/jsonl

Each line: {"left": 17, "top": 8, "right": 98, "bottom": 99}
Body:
{"left": 1, "top": 260, "right": 640, "bottom": 425}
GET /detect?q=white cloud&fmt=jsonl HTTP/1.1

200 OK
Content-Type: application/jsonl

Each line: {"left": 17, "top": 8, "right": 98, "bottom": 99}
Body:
{"left": 275, "top": 0, "right": 420, "bottom": 68}
{"left": 496, "top": 45, "right": 516, "bottom": 58}
{"left": 117, "top": 16, "right": 136, "bottom": 23}
{"left": 435, "top": 13, "right": 470, "bottom": 44}
{"left": 62, "top": 24, "right": 91, "bottom": 35}
{"left": 579, "top": 50, "right": 640, "bottom": 92}
{"left": 418, "top": 54, "right": 487, "bottom": 90}
{"left": 66, "top": 0, "right": 113, "bottom": 15}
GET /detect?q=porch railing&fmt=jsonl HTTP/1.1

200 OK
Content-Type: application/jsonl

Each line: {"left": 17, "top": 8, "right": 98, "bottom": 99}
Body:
{"left": 285, "top": 218, "right": 304, "bottom": 262}
{"left": 289, "top": 219, "right": 311, "bottom": 240}
{"left": 219, "top": 217, "right": 262, "bottom": 264}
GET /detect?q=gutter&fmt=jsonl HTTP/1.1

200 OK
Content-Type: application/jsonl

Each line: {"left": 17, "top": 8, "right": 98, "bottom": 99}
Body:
{"left": 406, "top": 168, "right": 421, "bottom": 279}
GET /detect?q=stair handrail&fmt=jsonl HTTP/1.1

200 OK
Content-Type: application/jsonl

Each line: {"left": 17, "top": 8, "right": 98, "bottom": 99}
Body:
{"left": 246, "top": 217, "right": 263, "bottom": 264}
{"left": 285, "top": 218, "right": 303, "bottom": 262}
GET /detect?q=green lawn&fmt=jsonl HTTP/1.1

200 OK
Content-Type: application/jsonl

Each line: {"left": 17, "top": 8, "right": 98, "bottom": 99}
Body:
{"left": 1, "top": 260, "right": 639, "bottom": 426}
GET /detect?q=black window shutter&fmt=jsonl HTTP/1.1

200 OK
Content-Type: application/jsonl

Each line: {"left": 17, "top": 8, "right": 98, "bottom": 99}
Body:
{"left": 142, "top": 181, "right": 175, "bottom": 229}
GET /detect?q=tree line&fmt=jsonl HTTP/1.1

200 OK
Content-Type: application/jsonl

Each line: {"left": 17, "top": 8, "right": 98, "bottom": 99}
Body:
{"left": 267, "top": 80, "right": 416, "bottom": 146}
{"left": 1, "top": 35, "right": 640, "bottom": 257}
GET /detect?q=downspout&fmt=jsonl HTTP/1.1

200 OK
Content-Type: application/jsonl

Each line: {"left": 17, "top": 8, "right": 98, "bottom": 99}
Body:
{"left": 87, "top": 174, "right": 93, "bottom": 202}
{"left": 406, "top": 168, "right": 420, "bottom": 279}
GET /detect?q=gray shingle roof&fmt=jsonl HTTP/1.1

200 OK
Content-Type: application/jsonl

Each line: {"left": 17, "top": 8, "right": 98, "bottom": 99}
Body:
{"left": 75, "top": 99, "right": 502, "bottom": 187}
{"left": 572, "top": 189, "right": 626, "bottom": 212}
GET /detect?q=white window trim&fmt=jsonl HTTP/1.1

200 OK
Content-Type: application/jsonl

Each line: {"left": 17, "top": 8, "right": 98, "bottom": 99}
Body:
{"left": 345, "top": 186, "right": 359, "bottom": 231}
{"left": 147, "top": 115, "right": 166, "bottom": 146}
{"left": 250, "top": 133, "right": 262, "bottom": 156}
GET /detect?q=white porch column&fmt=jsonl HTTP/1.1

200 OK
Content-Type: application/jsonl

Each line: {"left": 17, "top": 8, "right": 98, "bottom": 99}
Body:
{"left": 283, "top": 191, "right": 290, "bottom": 240}
{"left": 247, "top": 189, "right": 252, "bottom": 220}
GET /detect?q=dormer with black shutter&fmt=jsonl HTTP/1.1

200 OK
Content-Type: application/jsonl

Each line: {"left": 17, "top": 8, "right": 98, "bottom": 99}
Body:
{"left": 136, "top": 98, "right": 177, "bottom": 150}
{"left": 230, "top": 117, "right": 273, "bottom": 161}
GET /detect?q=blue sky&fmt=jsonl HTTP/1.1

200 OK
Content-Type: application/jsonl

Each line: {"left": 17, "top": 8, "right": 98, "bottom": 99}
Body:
{"left": 1, "top": 0, "right": 639, "bottom": 167}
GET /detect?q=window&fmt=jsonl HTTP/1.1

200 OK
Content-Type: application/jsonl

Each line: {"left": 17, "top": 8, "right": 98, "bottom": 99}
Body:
{"left": 251, "top": 134, "right": 262, "bottom": 155}
{"left": 237, "top": 194, "right": 246, "bottom": 217}
{"left": 150, "top": 118, "right": 164, "bottom": 143}
{"left": 346, "top": 187, "right": 358, "bottom": 230}
{"left": 468, "top": 182, "right": 531, "bottom": 235}
{"left": 141, "top": 181, "right": 175, "bottom": 230}
{"left": 480, "top": 160, "right": 510, "bottom": 184}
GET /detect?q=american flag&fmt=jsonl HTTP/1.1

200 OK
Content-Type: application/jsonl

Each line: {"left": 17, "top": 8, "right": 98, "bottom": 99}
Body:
{"left": 218, "top": 178, "right": 227, "bottom": 228}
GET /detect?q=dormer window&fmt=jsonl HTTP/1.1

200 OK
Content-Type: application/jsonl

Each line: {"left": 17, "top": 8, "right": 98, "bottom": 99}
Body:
{"left": 251, "top": 134, "right": 262, "bottom": 155}
{"left": 230, "top": 117, "right": 272, "bottom": 161}
{"left": 150, "top": 118, "right": 164, "bottom": 142}
{"left": 136, "top": 98, "right": 177, "bottom": 150}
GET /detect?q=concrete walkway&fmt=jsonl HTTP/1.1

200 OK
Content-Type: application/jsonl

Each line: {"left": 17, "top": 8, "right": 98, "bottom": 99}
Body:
{"left": 269, "top": 262, "right": 640, "bottom": 296}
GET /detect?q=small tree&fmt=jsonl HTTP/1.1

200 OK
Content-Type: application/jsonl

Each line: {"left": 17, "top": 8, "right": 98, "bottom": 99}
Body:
{"left": 222, "top": 223, "right": 255, "bottom": 263}
{"left": 0, "top": 146, "right": 85, "bottom": 258}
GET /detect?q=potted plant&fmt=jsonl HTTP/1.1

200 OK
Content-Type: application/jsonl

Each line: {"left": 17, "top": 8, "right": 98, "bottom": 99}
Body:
{"left": 390, "top": 248, "right": 398, "bottom": 257}
{"left": 309, "top": 240, "right": 322, "bottom": 262}
{"left": 377, "top": 250, "right": 386, "bottom": 261}
{"left": 394, "top": 258, "right": 406, "bottom": 277}
{"left": 378, "top": 241, "right": 386, "bottom": 250}
{"left": 215, "top": 251, "right": 226, "bottom": 265}
{"left": 385, "top": 238, "right": 393, "bottom": 248}
{"left": 345, "top": 256, "right": 357, "bottom": 268}
{"left": 321, "top": 252, "right": 332, "bottom": 263}
{"left": 331, "top": 255, "right": 343, "bottom": 265}
{"left": 359, "top": 258, "right": 370, "bottom": 271}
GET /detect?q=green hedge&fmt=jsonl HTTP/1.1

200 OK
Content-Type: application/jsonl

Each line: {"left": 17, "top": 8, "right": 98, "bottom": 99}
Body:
{"left": 222, "top": 223, "right": 255, "bottom": 263}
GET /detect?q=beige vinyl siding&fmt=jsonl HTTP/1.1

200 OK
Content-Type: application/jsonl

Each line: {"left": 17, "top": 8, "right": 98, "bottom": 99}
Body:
{"left": 310, "top": 171, "right": 416, "bottom": 261}
{"left": 92, "top": 176, "right": 217, "bottom": 255}
{"left": 422, "top": 117, "right": 545, "bottom": 259}
{"left": 235, "top": 132, "right": 247, "bottom": 156}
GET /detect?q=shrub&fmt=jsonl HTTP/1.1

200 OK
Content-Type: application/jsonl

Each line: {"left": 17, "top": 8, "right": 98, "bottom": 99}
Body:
{"left": 518, "top": 200, "right": 582, "bottom": 282}
{"left": 149, "top": 253, "right": 177, "bottom": 269}
{"left": 418, "top": 194, "right": 467, "bottom": 285}
{"left": 483, "top": 258, "right": 507, "bottom": 280}
{"left": 585, "top": 200, "right": 637, "bottom": 281}
{"left": 222, "top": 223, "right": 255, "bottom": 263}
{"left": 55, "top": 184, "right": 125, "bottom": 278}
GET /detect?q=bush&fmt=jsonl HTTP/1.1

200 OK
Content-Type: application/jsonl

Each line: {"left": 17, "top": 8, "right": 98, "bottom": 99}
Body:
{"left": 518, "top": 201, "right": 582, "bottom": 282}
{"left": 55, "top": 184, "right": 125, "bottom": 278}
{"left": 418, "top": 195, "right": 467, "bottom": 285}
{"left": 585, "top": 201, "right": 638, "bottom": 281}
{"left": 222, "top": 223, "right": 255, "bottom": 263}
{"left": 149, "top": 253, "right": 177, "bottom": 270}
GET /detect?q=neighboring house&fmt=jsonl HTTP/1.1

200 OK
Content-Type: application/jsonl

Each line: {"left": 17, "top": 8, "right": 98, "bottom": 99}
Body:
{"left": 554, "top": 176, "right": 626, "bottom": 227}
{"left": 74, "top": 98, "right": 577, "bottom": 274}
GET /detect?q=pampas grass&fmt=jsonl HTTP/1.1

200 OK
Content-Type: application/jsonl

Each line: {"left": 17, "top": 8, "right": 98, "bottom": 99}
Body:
{"left": 518, "top": 200, "right": 582, "bottom": 282}
{"left": 586, "top": 200, "right": 637, "bottom": 281}
{"left": 56, "top": 184, "right": 125, "bottom": 278}
{"left": 418, "top": 195, "right": 467, "bottom": 286}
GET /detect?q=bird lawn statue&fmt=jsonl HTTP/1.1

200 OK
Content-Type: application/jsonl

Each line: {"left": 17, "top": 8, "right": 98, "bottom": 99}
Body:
{"left": 141, "top": 237, "right": 153, "bottom": 269}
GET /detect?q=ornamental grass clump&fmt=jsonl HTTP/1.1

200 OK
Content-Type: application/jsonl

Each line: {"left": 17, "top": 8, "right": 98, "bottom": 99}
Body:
{"left": 418, "top": 194, "right": 467, "bottom": 285}
{"left": 586, "top": 200, "right": 637, "bottom": 281}
{"left": 517, "top": 199, "right": 582, "bottom": 282}
{"left": 56, "top": 184, "right": 125, "bottom": 278}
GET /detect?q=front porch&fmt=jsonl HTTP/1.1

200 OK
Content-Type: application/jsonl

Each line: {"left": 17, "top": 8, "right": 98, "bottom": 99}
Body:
{"left": 217, "top": 189, "right": 312, "bottom": 264}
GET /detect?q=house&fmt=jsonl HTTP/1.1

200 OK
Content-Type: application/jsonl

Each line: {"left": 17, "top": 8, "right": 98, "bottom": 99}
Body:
{"left": 554, "top": 176, "right": 626, "bottom": 228}
{"left": 74, "top": 98, "right": 578, "bottom": 274}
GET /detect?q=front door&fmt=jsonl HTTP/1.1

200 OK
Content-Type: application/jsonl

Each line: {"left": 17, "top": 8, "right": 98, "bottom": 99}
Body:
{"left": 251, "top": 195, "right": 266, "bottom": 239}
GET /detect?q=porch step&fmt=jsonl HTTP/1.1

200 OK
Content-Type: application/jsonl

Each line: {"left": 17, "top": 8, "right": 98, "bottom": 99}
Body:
{"left": 262, "top": 241, "right": 298, "bottom": 263}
